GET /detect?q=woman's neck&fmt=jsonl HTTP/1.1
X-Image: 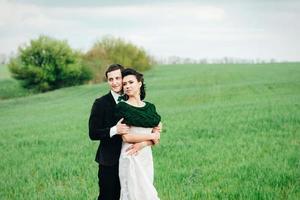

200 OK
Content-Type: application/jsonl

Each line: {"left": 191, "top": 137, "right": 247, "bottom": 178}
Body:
{"left": 127, "top": 96, "right": 144, "bottom": 107}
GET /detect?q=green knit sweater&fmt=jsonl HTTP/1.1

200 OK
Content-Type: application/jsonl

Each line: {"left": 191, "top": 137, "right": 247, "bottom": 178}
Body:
{"left": 115, "top": 101, "right": 161, "bottom": 127}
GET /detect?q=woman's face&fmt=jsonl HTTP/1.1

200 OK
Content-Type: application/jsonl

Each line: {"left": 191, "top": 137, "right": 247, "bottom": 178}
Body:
{"left": 122, "top": 75, "right": 142, "bottom": 98}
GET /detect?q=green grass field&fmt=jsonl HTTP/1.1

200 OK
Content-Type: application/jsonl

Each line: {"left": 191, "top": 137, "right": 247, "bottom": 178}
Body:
{"left": 0, "top": 64, "right": 32, "bottom": 99}
{"left": 0, "top": 63, "right": 299, "bottom": 199}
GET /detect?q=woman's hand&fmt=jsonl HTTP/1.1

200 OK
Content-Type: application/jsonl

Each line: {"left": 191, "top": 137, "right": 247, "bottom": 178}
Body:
{"left": 126, "top": 142, "right": 148, "bottom": 156}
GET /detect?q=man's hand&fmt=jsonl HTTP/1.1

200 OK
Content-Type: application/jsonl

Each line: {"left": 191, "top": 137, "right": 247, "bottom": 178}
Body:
{"left": 152, "top": 122, "right": 162, "bottom": 145}
{"left": 152, "top": 138, "right": 160, "bottom": 145}
{"left": 126, "top": 142, "right": 147, "bottom": 156}
{"left": 151, "top": 131, "right": 160, "bottom": 140}
{"left": 151, "top": 122, "right": 162, "bottom": 145}
{"left": 116, "top": 118, "right": 130, "bottom": 135}
{"left": 152, "top": 122, "right": 162, "bottom": 133}
{"left": 151, "top": 131, "right": 160, "bottom": 145}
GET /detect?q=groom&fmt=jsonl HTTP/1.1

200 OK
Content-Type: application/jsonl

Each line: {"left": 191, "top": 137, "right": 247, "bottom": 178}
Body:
{"left": 89, "top": 64, "right": 158, "bottom": 200}
{"left": 89, "top": 64, "right": 128, "bottom": 200}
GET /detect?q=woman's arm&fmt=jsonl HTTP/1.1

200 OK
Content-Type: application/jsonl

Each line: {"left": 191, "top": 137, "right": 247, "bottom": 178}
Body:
{"left": 122, "top": 132, "right": 159, "bottom": 143}
{"left": 126, "top": 140, "right": 154, "bottom": 155}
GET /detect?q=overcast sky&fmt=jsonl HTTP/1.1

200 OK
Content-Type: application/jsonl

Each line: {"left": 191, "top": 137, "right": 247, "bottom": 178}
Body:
{"left": 1, "top": 0, "right": 299, "bottom": 61}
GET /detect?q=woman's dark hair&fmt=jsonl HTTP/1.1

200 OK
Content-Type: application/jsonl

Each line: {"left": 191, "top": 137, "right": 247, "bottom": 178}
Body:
{"left": 122, "top": 68, "right": 146, "bottom": 100}
{"left": 105, "top": 63, "right": 124, "bottom": 78}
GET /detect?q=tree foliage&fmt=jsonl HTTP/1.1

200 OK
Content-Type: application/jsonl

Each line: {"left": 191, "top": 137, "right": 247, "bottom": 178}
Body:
{"left": 8, "top": 36, "right": 92, "bottom": 92}
{"left": 84, "top": 36, "right": 154, "bottom": 82}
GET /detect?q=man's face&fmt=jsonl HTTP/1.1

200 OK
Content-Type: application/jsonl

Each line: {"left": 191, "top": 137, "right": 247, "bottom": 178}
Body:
{"left": 107, "top": 69, "right": 122, "bottom": 93}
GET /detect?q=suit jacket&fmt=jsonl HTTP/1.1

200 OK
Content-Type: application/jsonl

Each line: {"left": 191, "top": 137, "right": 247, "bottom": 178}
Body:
{"left": 88, "top": 92, "right": 122, "bottom": 166}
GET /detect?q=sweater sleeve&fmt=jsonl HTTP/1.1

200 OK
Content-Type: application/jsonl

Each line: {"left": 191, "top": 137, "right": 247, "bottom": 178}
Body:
{"left": 149, "top": 103, "right": 161, "bottom": 125}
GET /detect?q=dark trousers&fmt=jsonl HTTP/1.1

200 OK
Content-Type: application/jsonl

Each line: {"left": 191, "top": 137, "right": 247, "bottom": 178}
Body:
{"left": 98, "top": 164, "right": 120, "bottom": 200}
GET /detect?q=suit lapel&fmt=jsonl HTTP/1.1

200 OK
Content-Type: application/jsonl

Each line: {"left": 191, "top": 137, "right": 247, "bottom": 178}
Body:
{"left": 107, "top": 92, "right": 117, "bottom": 106}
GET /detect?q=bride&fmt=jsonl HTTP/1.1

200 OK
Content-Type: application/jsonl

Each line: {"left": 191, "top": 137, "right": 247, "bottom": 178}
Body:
{"left": 115, "top": 68, "right": 161, "bottom": 200}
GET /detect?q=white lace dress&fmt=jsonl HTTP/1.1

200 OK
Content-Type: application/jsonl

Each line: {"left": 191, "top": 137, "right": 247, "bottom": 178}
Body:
{"left": 119, "top": 126, "right": 160, "bottom": 200}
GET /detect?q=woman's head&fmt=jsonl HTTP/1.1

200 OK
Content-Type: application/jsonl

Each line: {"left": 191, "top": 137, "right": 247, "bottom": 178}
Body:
{"left": 122, "top": 68, "right": 146, "bottom": 100}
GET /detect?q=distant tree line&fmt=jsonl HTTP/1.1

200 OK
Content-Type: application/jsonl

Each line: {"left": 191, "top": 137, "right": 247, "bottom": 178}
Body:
{"left": 7, "top": 35, "right": 154, "bottom": 92}
{"left": 156, "top": 56, "right": 285, "bottom": 65}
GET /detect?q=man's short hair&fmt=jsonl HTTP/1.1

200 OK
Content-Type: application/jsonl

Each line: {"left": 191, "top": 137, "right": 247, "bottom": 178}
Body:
{"left": 105, "top": 64, "right": 125, "bottom": 78}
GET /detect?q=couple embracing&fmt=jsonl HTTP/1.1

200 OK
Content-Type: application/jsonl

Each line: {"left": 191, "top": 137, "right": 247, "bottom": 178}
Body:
{"left": 89, "top": 64, "right": 162, "bottom": 200}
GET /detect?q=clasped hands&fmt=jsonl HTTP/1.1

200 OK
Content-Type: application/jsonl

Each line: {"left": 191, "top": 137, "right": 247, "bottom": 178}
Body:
{"left": 116, "top": 118, "right": 162, "bottom": 155}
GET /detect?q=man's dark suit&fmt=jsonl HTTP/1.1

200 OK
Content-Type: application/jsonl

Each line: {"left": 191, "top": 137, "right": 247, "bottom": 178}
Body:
{"left": 89, "top": 92, "right": 122, "bottom": 200}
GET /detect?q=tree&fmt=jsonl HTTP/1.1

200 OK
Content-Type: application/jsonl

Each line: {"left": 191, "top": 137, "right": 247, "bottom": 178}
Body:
{"left": 84, "top": 36, "right": 154, "bottom": 82}
{"left": 8, "top": 36, "right": 92, "bottom": 92}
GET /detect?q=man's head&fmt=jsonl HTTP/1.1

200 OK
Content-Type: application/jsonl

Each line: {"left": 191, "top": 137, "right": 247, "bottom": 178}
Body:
{"left": 105, "top": 64, "right": 124, "bottom": 94}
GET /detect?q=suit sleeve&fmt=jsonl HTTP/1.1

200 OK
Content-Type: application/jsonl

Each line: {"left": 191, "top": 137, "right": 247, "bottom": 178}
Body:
{"left": 88, "top": 100, "right": 111, "bottom": 140}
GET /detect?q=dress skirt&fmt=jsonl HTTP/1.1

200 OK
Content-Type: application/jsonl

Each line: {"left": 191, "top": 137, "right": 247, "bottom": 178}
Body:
{"left": 119, "top": 126, "right": 159, "bottom": 200}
